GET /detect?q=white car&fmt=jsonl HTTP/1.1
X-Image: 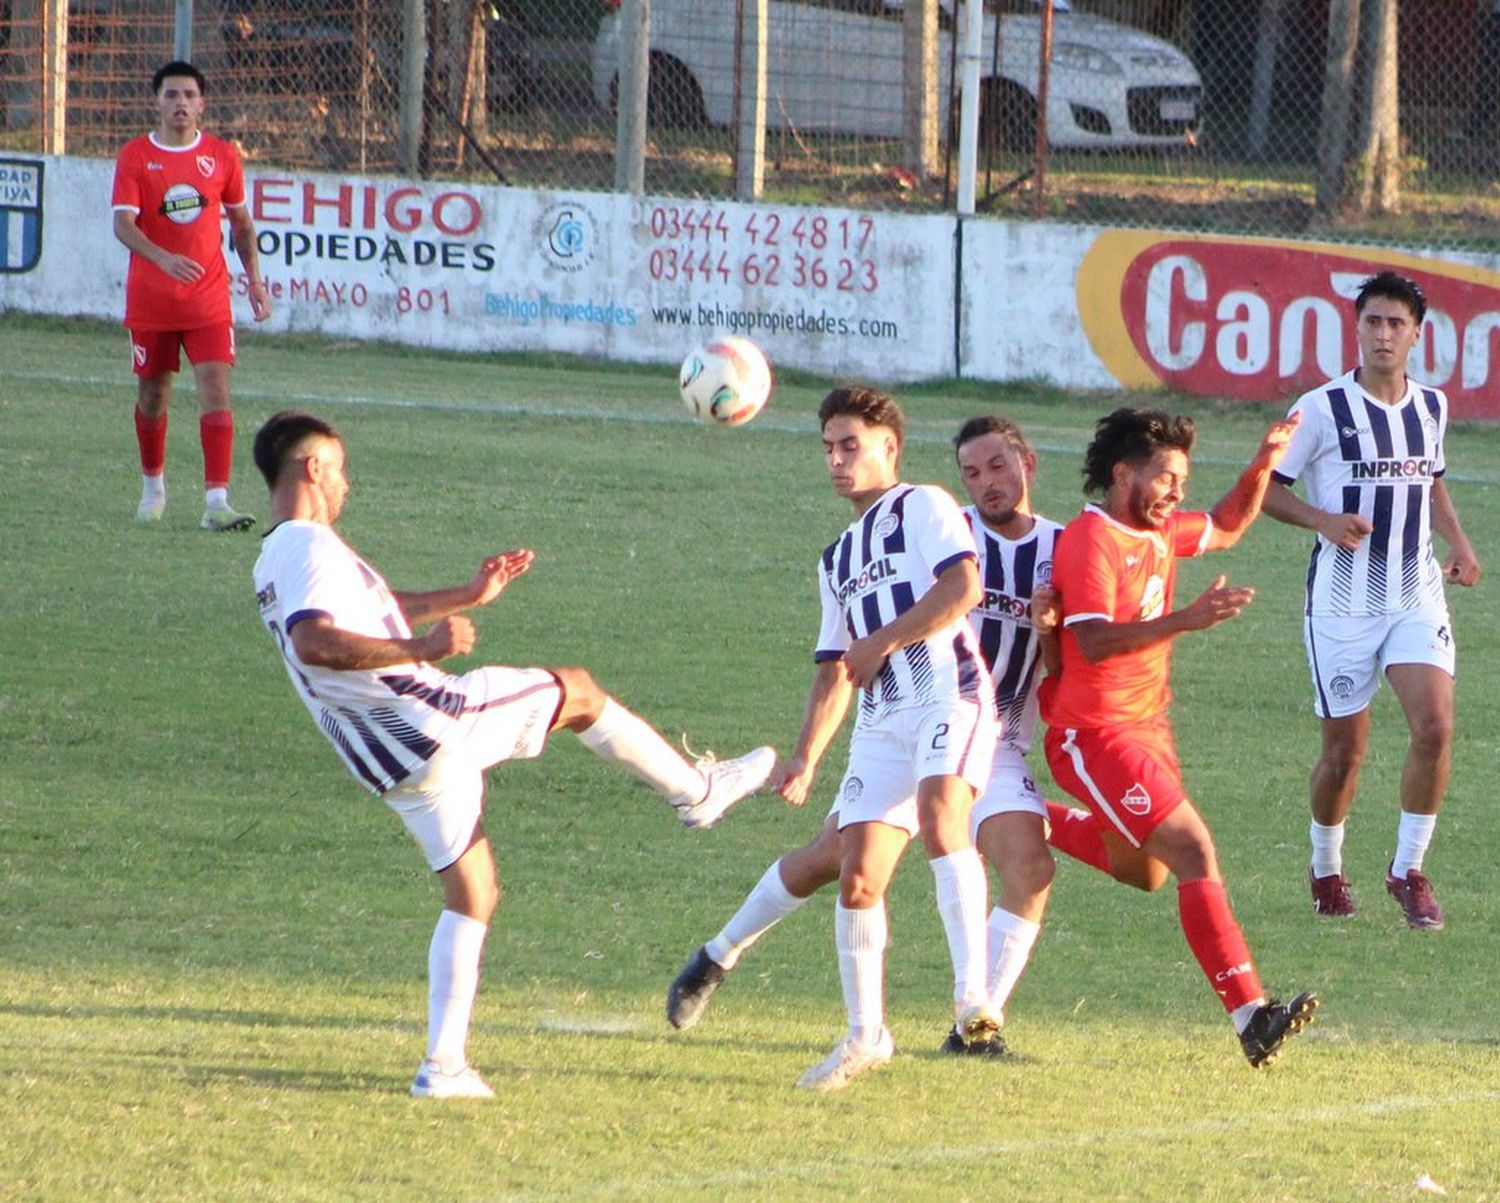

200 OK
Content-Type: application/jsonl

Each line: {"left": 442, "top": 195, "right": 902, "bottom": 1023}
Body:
{"left": 591, "top": 0, "right": 1201, "bottom": 150}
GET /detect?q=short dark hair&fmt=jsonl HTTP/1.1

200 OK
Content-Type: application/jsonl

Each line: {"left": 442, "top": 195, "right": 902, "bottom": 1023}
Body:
{"left": 954, "top": 414, "right": 1031, "bottom": 460}
{"left": 1355, "top": 270, "right": 1427, "bottom": 324}
{"left": 818, "top": 385, "right": 905, "bottom": 449}
{"left": 254, "top": 411, "right": 340, "bottom": 489}
{"left": 1082, "top": 407, "right": 1195, "bottom": 497}
{"left": 153, "top": 61, "right": 206, "bottom": 94}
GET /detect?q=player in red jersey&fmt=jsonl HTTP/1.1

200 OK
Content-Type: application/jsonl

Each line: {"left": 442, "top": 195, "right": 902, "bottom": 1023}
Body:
{"left": 112, "top": 61, "right": 271, "bottom": 531}
{"left": 1040, "top": 407, "right": 1319, "bottom": 1067}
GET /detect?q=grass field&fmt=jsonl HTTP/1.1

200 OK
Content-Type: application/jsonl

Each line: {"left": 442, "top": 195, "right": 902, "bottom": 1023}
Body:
{"left": 2, "top": 312, "right": 1498, "bottom": 1201}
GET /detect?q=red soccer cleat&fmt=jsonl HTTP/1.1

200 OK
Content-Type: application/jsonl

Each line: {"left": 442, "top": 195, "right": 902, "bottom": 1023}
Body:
{"left": 1309, "top": 867, "right": 1356, "bottom": 917}
{"left": 1385, "top": 864, "right": 1445, "bottom": 931}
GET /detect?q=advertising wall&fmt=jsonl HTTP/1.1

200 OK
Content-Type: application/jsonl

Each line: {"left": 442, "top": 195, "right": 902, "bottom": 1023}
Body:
{"left": 4, "top": 154, "right": 1498, "bottom": 417}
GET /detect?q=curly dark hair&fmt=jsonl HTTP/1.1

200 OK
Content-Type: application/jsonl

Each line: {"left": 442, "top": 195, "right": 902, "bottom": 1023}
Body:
{"left": 1081, "top": 407, "right": 1195, "bottom": 497}
{"left": 818, "top": 385, "right": 905, "bottom": 449}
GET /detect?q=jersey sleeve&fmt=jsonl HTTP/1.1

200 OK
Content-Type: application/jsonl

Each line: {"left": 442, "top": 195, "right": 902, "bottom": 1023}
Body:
{"left": 1271, "top": 393, "right": 1322, "bottom": 485}
{"left": 912, "top": 485, "right": 979, "bottom": 578}
{"left": 221, "top": 140, "right": 247, "bottom": 208}
{"left": 1056, "top": 519, "right": 1118, "bottom": 627}
{"left": 1171, "top": 510, "right": 1212, "bottom": 558}
{"left": 111, "top": 144, "right": 141, "bottom": 213}
{"left": 813, "top": 552, "right": 848, "bottom": 662}
{"left": 276, "top": 527, "right": 364, "bottom": 632}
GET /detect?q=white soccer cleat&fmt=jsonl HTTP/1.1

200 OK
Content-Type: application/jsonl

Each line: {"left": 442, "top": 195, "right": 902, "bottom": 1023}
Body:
{"left": 675, "top": 745, "right": 776, "bottom": 830}
{"left": 135, "top": 494, "right": 166, "bottom": 523}
{"left": 200, "top": 503, "right": 256, "bottom": 532}
{"left": 409, "top": 1060, "right": 496, "bottom": 1099}
{"left": 796, "top": 1028, "right": 895, "bottom": 1091}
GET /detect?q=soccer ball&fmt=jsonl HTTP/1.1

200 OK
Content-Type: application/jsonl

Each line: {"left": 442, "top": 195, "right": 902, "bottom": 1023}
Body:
{"left": 678, "top": 337, "right": 772, "bottom": 426}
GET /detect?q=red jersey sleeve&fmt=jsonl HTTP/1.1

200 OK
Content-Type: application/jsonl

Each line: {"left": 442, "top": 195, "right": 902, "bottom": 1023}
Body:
{"left": 111, "top": 140, "right": 144, "bottom": 212}
{"left": 1171, "top": 511, "right": 1212, "bottom": 559}
{"left": 1055, "top": 515, "right": 1119, "bottom": 624}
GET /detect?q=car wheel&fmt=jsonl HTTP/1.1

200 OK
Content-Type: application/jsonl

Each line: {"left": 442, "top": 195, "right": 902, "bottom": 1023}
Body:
{"left": 980, "top": 78, "right": 1038, "bottom": 154}
{"left": 646, "top": 54, "right": 707, "bottom": 130}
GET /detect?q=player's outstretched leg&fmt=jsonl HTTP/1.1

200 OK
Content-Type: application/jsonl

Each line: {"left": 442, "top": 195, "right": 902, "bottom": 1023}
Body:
{"left": 568, "top": 692, "right": 774, "bottom": 829}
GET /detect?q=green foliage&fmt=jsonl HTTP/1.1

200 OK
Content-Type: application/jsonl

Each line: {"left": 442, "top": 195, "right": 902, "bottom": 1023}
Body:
{"left": 2, "top": 313, "right": 1498, "bottom": 1200}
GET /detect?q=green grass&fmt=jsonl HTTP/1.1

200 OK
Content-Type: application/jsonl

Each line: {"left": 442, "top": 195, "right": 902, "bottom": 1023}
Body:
{"left": 2, "top": 312, "right": 1499, "bottom": 1200}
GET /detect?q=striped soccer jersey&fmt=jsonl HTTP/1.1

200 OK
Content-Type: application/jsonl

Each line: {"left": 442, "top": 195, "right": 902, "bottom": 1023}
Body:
{"left": 815, "top": 483, "right": 988, "bottom": 730}
{"left": 254, "top": 520, "right": 462, "bottom": 794}
{"left": 1274, "top": 370, "right": 1449, "bottom": 617}
{"left": 965, "top": 508, "right": 1064, "bottom": 754}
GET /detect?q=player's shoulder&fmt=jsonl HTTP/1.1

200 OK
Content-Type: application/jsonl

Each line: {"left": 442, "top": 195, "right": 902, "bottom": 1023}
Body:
{"left": 1290, "top": 372, "right": 1357, "bottom": 416}
{"left": 114, "top": 134, "right": 153, "bottom": 164}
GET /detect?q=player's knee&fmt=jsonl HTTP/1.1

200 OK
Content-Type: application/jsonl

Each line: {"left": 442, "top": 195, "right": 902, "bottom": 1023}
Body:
{"left": 1407, "top": 712, "right": 1452, "bottom": 760}
{"left": 554, "top": 666, "right": 605, "bottom": 727}
{"left": 999, "top": 844, "right": 1055, "bottom": 895}
{"left": 840, "top": 872, "right": 884, "bottom": 909}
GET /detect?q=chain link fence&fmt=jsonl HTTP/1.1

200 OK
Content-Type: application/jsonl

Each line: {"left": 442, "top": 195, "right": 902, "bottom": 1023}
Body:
{"left": 1, "top": 0, "right": 1496, "bottom": 249}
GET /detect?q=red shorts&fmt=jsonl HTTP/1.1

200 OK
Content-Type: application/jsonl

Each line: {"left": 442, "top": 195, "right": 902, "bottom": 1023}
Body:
{"left": 1043, "top": 717, "right": 1187, "bottom": 848}
{"left": 129, "top": 323, "right": 236, "bottom": 377}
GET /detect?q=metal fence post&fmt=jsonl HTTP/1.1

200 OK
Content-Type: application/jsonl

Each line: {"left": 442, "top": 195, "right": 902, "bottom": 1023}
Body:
{"left": 903, "top": 0, "right": 938, "bottom": 182}
{"left": 615, "top": 0, "right": 649, "bottom": 195}
{"left": 399, "top": 0, "right": 426, "bottom": 177}
{"left": 735, "top": 0, "right": 767, "bottom": 201}
{"left": 173, "top": 0, "right": 194, "bottom": 60}
{"left": 42, "top": 0, "right": 66, "bottom": 153}
{"left": 955, "top": 0, "right": 983, "bottom": 216}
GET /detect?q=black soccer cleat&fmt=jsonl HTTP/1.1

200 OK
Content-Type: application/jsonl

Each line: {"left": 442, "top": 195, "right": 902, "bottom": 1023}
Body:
{"left": 666, "top": 946, "right": 728, "bottom": 1031}
{"left": 1239, "top": 990, "right": 1319, "bottom": 1068}
{"left": 941, "top": 1024, "right": 1015, "bottom": 1059}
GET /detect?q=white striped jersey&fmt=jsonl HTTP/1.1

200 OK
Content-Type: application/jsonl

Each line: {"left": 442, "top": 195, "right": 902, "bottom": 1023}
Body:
{"left": 254, "top": 520, "right": 463, "bottom": 794}
{"left": 814, "top": 483, "right": 988, "bottom": 729}
{"left": 1275, "top": 369, "right": 1449, "bottom": 617}
{"left": 965, "top": 508, "right": 1064, "bottom": 754}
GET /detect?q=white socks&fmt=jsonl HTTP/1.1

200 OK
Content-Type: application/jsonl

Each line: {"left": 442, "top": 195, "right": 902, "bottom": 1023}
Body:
{"left": 1312, "top": 813, "right": 1439, "bottom": 878}
{"left": 835, "top": 900, "right": 887, "bottom": 1045}
{"left": 204, "top": 485, "right": 229, "bottom": 510}
{"left": 576, "top": 697, "right": 704, "bottom": 806}
{"left": 930, "top": 848, "right": 989, "bottom": 1015}
{"left": 427, "top": 909, "right": 489, "bottom": 1073}
{"left": 1392, "top": 811, "right": 1437, "bottom": 877}
{"left": 141, "top": 473, "right": 165, "bottom": 502}
{"left": 985, "top": 907, "right": 1041, "bottom": 1024}
{"left": 706, "top": 859, "right": 807, "bottom": 970}
{"left": 1309, "top": 819, "right": 1346, "bottom": 877}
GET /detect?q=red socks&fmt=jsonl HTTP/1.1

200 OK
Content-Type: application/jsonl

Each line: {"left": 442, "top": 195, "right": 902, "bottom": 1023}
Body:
{"left": 1177, "top": 878, "right": 1262, "bottom": 1012}
{"left": 134, "top": 408, "right": 168, "bottom": 476}
{"left": 1045, "top": 802, "right": 1113, "bottom": 874}
{"left": 200, "top": 410, "right": 235, "bottom": 489}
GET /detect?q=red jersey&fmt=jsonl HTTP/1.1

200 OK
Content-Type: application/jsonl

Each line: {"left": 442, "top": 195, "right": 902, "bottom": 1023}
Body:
{"left": 111, "top": 131, "right": 246, "bottom": 331}
{"left": 1040, "top": 503, "right": 1211, "bottom": 729}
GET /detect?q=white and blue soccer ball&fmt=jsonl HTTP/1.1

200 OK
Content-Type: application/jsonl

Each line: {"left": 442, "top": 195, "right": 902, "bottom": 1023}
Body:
{"left": 678, "top": 336, "right": 773, "bottom": 426}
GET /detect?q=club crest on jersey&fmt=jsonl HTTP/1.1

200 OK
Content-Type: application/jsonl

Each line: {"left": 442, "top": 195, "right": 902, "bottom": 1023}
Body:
{"left": 1329, "top": 674, "right": 1355, "bottom": 699}
{"left": 196, "top": 154, "right": 216, "bottom": 177}
{"left": 874, "top": 514, "right": 900, "bottom": 540}
{"left": 1121, "top": 783, "right": 1151, "bottom": 815}
{"left": 1036, "top": 559, "right": 1053, "bottom": 586}
{"left": 131, "top": 341, "right": 148, "bottom": 367}
{"left": 842, "top": 776, "right": 864, "bottom": 806}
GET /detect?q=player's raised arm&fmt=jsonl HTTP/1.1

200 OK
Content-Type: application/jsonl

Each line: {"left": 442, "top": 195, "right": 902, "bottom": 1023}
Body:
{"left": 394, "top": 549, "right": 535, "bottom": 626}
{"left": 1206, "top": 414, "right": 1300, "bottom": 550}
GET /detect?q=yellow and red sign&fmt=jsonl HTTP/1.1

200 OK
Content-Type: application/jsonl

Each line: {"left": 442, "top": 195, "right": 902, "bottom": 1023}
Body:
{"left": 1078, "top": 231, "right": 1500, "bottom": 419}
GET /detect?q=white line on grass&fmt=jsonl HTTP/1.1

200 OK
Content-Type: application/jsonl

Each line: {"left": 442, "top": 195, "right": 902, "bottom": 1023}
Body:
{"left": 10, "top": 365, "right": 1497, "bottom": 483}
{"left": 520, "top": 1087, "right": 1500, "bottom": 1201}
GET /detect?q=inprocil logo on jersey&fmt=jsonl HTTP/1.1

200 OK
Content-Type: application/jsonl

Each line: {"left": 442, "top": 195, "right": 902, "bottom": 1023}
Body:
{"left": 1076, "top": 231, "right": 1500, "bottom": 419}
{"left": 160, "top": 183, "right": 207, "bottom": 224}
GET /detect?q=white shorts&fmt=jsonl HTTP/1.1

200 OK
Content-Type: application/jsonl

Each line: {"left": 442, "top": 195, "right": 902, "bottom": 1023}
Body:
{"left": 829, "top": 698, "right": 997, "bottom": 837}
{"left": 1304, "top": 609, "right": 1455, "bottom": 719}
{"left": 382, "top": 666, "right": 562, "bottom": 871}
{"left": 968, "top": 743, "right": 1047, "bottom": 839}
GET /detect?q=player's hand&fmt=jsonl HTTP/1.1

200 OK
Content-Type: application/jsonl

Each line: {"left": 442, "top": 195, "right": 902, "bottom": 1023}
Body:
{"left": 1443, "top": 545, "right": 1482, "bottom": 587}
{"left": 157, "top": 252, "right": 205, "bottom": 284}
{"left": 470, "top": 549, "right": 535, "bottom": 607}
{"left": 843, "top": 635, "right": 889, "bottom": 690}
{"left": 248, "top": 279, "right": 272, "bottom": 322}
{"left": 1179, "top": 574, "right": 1254, "bottom": 631}
{"left": 1252, "top": 413, "right": 1301, "bottom": 471}
{"left": 1031, "top": 584, "right": 1061, "bottom": 634}
{"left": 774, "top": 755, "right": 816, "bottom": 807}
{"left": 420, "top": 615, "right": 476, "bottom": 660}
{"left": 1318, "top": 511, "right": 1373, "bottom": 550}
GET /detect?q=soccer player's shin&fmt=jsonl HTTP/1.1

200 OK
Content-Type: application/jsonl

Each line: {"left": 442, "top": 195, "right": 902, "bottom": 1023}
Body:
{"left": 577, "top": 697, "right": 704, "bottom": 803}
{"left": 706, "top": 858, "right": 807, "bottom": 970}
{"left": 1045, "top": 802, "right": 1113, "bottom": 873}
{"left": 835, "top": 900, "right": 888, "bottom": 1043}
{"left": 931, "top": 848, "right": 990, "bottom": 1015}
{"left": 1177, "top": 878, "right": 1263, "bottom": 1011}
{"left": 426, "top": 909, "right": 488, "bottom": 1073}
{"left": 200, "top": 409, "right": 234, "bottom": 490}
{"left": 985, "top": 907, "right": 1041, "bottom": 1022}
